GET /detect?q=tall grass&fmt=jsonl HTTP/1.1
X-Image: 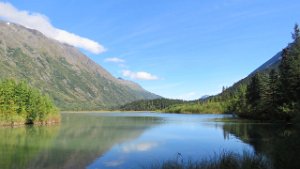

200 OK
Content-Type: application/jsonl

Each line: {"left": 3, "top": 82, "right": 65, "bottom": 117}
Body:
{"left": 147, "top": 151, "right": 272, "bottom": 169}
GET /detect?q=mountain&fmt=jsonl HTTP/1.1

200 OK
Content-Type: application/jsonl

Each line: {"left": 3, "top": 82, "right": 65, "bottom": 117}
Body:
{"left": 199, "top": 95, "right": 210, "bottom": 100}
{"left": 0, "top": 21, "right": 160, "bottom": 110}
{"left": 250, "top": 51, "right": 282, "bottom": 75}
{"left": 214, "top": 49, "right": 284, "bottom": 98}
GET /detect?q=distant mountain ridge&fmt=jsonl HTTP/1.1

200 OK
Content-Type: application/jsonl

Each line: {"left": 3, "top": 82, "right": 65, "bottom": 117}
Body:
{"left": 250, "top": 51, "right": 282, "bottom": 75}
{"left": 208, "top": 47, "right": 286, "bottom": 103}
{"left": 199, "top": 95, "right": 210, "bottom": 100}
{"left": 0, "top": 21, "right": 160, "bottom": 110}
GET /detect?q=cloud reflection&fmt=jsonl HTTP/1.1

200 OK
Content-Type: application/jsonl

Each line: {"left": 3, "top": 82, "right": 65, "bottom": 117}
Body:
{"left": 122, "top": 142, "right": 158, "bottom": 153}
{"left": 104, "top": 159, "right": 125, "bottom": 167}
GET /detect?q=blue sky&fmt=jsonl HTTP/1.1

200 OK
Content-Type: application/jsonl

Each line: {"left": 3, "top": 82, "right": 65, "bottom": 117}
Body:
{"left": 1, "top": 0, "right": 300, "bottom": 100}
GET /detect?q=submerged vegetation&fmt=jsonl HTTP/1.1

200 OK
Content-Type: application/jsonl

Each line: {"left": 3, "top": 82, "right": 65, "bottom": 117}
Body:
{"left": 148, "top": 151, "right": 271, "bottom": 169}
{"left": 0, "top": 79, "right": 60, "bottom": 126}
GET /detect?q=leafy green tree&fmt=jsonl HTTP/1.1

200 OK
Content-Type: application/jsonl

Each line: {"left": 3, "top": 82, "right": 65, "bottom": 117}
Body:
{"left": 0, "top": 79, "right": 59, "bottom": 125}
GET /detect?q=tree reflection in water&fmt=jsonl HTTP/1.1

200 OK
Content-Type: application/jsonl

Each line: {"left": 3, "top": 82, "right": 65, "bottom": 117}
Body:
{"left": 222, "top": 122, "right": 300, "bottom": 169}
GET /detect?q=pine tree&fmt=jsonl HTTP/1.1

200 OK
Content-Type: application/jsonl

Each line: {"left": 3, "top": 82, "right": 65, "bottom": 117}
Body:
{"left": 277, "top": 24, "right": 300, "bottom": 120}
{"left": 230, "top": 84, "right": 247, "bottom": 114}
{"left": 246, "top": 73, "right": 269, "bottom": 118}
{"left": 269, "top": 70, "right": 279, "bottom": 103}
{"left": 292, "top": 24, "right": 300, "bottom": 42}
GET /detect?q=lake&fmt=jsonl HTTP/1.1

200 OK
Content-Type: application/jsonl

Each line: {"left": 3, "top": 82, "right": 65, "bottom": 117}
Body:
{"left": 0, "top": 112, "right": 299, "bottom": 169}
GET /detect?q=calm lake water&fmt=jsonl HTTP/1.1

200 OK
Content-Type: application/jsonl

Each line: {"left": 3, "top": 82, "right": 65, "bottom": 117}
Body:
{"left": 0, "top": 112, "right": 299, "bottom": 169}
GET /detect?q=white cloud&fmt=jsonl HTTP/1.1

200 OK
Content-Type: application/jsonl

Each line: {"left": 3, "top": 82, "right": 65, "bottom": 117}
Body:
{"left": 104, "top": 57, "right": 125, "bottom": 63}
{"left": 0, "top": 2, "right": 105, "bottom": 54}
{"left": 122, "top": 70, "right": 158, "bottom": 80}
{"left": 122, "top": 142, "right": 158, "bottom": 153}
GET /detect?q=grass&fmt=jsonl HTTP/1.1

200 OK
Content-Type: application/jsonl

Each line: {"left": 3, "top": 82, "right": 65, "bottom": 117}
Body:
{"left": 147, "top": 151, "right": 272, "bottom": 169}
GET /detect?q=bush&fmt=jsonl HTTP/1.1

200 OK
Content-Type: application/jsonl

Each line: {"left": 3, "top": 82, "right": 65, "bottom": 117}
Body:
{"left": 0, "top": 79, "right": 60, "bottom": 125}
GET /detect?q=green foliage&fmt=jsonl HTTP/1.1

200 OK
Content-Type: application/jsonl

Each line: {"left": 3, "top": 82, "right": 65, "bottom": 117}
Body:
{"left": 0, "top": 79, "right": 59, "bottom": 125}
{"left": 164, "top": 101, "right": 226, "bottom": 114}
{"left": 119, "top": 98, "right": 226, "bottom": 114}
{"left": 245, "top": 73, "right": 271, "bottom": 118}
{"left": 119, "top": 98, "right": 186, "bottom": 111}
{"left": 226, "top": 84, "right": 248, "bottom": 114}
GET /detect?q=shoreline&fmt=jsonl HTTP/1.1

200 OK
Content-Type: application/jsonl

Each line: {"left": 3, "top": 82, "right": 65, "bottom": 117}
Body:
{"left": 60, "top": 110, "right": 160, "bottom": 113}
{"left": 0, "top": 118, "right": 61, "bottom": 127}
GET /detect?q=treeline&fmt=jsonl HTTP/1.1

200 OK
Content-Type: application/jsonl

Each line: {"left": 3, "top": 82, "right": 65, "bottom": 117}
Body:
{"left": 163, "top": 101, "right": 226, "bottom": 114}
{"left": 119, "top": 98, "right": 186, "bottom": 111}
{"left": 0, "top": 79, "right": 60, "bottom": 125}
{"left": 119, "top": 97, "right": 227, "bottom": 114}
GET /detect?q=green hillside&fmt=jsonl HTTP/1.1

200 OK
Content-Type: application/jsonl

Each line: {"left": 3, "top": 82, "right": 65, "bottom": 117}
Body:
{"left": 0, "top": 22, "right": 160, "bottom": 110}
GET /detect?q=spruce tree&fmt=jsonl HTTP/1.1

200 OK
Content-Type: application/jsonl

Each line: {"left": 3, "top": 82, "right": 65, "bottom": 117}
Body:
{"left": 292, "top": 24, "right": 300, "bottom": 42}
{"left": 266, "top": 69, "right": 280, "bottom": 117}
{"left": 246, "top": 73, "right": 269, "bottom": 118}
{"left": 277, "top": 24, "right": 300, "bottom": 120}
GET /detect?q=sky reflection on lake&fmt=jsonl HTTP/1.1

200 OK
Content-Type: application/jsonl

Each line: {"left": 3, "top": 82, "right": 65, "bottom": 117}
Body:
{"left": 87, "top": 113, "right": 253, "bottom": 169}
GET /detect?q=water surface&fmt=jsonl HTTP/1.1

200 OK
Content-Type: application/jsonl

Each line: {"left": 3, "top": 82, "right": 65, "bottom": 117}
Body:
{"left": 0, "top": 112, "right": 298, "bottom": 169}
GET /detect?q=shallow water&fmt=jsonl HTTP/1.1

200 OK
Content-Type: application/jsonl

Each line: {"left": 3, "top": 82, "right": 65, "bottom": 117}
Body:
{"left": 0, "top": 112, "right": 298, "bottom": 169}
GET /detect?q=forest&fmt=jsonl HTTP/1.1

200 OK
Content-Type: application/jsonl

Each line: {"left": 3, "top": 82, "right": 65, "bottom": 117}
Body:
{"left": 119, "top": 98, "right": 186, "bottom": 111}
{"left": 0, "top": 79, "right": 60, "bottom": 126}
{"left": 225, "top": 24, "right": 300, "bottom": 121}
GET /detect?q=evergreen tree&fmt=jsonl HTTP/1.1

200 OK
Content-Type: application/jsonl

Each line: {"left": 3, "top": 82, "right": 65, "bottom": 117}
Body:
{"left": 246, "top": 73, "right": 269, "bottom": 118}
{"left": 230, "top": 84, "right": 247, "bottom": 114}
{"left": 266, "top": 69, "right": 280, "bottom": 114}
{"left": 277, "top": 24, "right": 300, "bottom": 120}
{"left": 292, "top": 24, "right": 300, "bottom": 42}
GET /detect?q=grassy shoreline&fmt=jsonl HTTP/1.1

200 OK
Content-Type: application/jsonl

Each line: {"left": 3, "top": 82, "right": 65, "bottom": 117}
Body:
{"left": 147, "top": 151, "right": 272, "bottom": 169}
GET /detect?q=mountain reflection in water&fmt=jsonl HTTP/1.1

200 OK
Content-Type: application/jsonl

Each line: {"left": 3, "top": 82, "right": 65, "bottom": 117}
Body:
{"left": 1, "top": 112, "right": 298, "bottom": 169}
